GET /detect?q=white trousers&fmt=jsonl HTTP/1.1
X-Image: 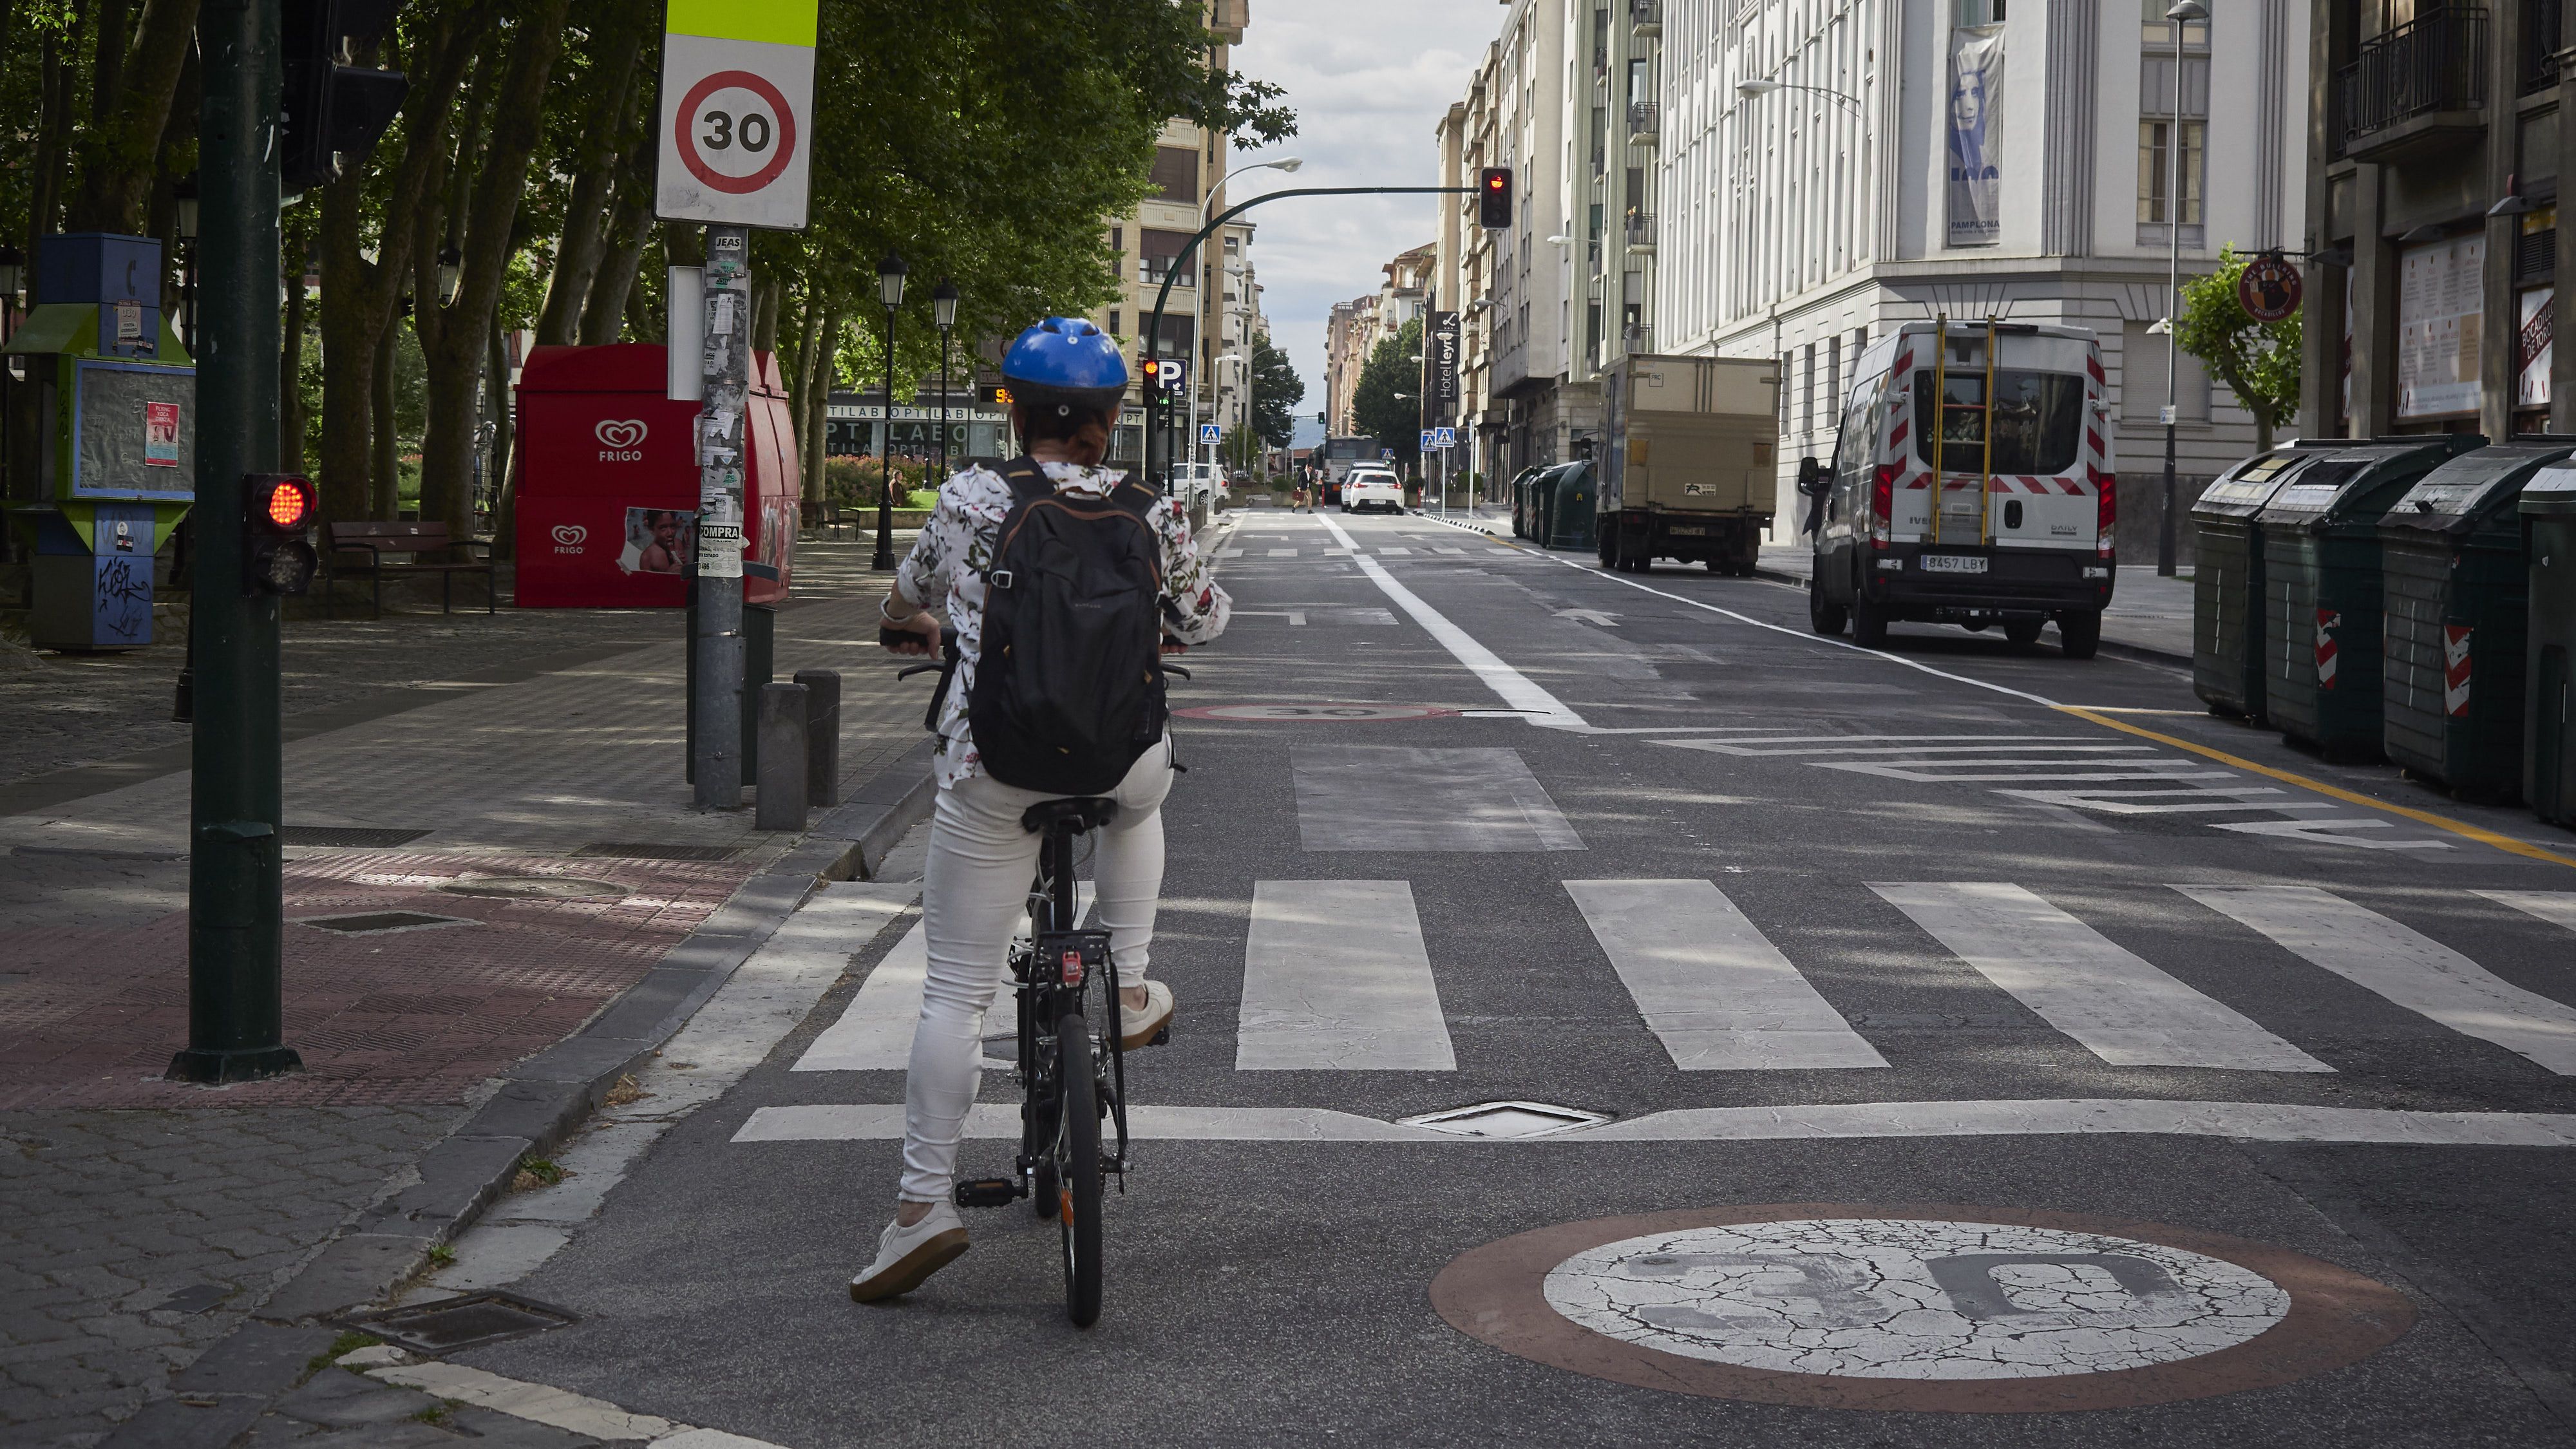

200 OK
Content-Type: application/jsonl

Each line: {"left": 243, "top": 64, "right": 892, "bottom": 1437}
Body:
{"left": 898, "top": 742, "right": 1173, "bottom": 1202}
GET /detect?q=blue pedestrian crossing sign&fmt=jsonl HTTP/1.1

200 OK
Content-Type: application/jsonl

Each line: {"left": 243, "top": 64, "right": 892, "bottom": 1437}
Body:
{"left": 1419, "top": 430, "right": 1435, "bottom": 451}
{"left": 1432, "top": 426, "right": 1458, "bottom": 450}
{"left": 1381, "top": 448, "right": 1395, "bottom": 460}
{"left": 1198, "top": 423, "right": 1221, "bottom": 444}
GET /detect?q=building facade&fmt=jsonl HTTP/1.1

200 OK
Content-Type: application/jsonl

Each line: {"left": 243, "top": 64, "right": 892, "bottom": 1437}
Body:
{"left": 2300, "top": 0, "right": 2574, "bottom": 442}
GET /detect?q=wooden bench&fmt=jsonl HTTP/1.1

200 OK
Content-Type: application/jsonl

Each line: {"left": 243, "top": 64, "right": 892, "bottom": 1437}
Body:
{"left": 323, "top": 522, "right": 497, "bottom": 618}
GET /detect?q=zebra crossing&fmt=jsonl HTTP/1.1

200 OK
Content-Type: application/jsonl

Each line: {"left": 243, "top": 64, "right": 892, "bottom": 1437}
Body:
{"left": 1656, "top": 733, "right": 2454, "bottom": 849}
{"left": 786, "top": 880, "right": 2576, "bottom": 1079}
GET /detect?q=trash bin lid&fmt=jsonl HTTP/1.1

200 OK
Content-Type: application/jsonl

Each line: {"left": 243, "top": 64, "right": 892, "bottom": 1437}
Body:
{"left": 2192, "top": 444, "right": 2337, "bottom": 520}
{"left": 2384, "top": 440, "right": 2575, "bottom": 535}
{"left": 2258, "top": 435, "right": 2486, "bottom": 526}
{"left": 2525, "top": 457, "right": 2576, "bottom": 515}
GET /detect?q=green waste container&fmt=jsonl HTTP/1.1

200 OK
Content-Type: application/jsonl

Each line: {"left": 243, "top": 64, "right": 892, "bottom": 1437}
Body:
{"left": 2525, "top": 462, "right": 2576, "bottom": 827}
{"left": 2378, "top": 440, "right": 2576, "bottom": 799}
{"left": 2191, "top": 442, "right": 2347, "bottom": 721}
{"left": 2259, "top": 433, "right": 2488, "bottom": 761}
{"left": 1544, "top": 462, "right": 1597, "bottom": 552}
{"left": 1528, "top": 464, "right": 1566, "bottom": 545}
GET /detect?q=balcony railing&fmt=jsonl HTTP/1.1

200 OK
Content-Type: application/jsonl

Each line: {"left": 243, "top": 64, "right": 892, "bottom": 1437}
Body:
{"left": 1624, "top": 213, "right": 1656, "bottom": 251}
{"left": 2338, "top": 5, "right": 2489, "bottom": 146}
{"left": 2527, "top": 0, "right": 2562, "bottom": 92}
{"left": 1627, "top": 101, "right": 1660, "bottom": 140}
{"left": 1631, "top": 0, "right": 1663, "bottom": 35}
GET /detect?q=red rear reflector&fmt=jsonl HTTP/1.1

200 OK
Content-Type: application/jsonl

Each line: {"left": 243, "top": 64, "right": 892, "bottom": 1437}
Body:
{"left": 1870, "top": 464, "right": 1895, "bottom": 548}
{"left": 1060, "top": 949, "right": 1084, "bottom": 986}
{"left": 2096, "top": 475, "right": 2117, "bottom": 557}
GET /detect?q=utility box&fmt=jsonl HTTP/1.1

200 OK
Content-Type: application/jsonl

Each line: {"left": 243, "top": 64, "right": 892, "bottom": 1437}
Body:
{"left": 2258, "top": 434, "right": 2486, "bottom": 761}
{"left": 2524, "top": 462, "right": 2576, "bottom": 827}
{"left": 2191, "top": 442, "right": 2344, "bottom": 721}
{"left": 1596, "top": 354, "right": 1778, "bottom": 574}
{"left": 1, "top": 232, "right": 193, "bottom": 650}
{"left": 512, "top": 343, "right": 798, "bottom": 608}
{"left": 2378, "top": 440, "right": 2575, "bottom": 799}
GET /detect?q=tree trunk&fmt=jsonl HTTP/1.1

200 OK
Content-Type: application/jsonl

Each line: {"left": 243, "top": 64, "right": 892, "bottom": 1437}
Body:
{"left": 67, "top": 0, "right": 202, "bottom": 235}
{"left": 414, "top": 0, "right": 574, "bottom": 541}
{"left": 489, "top": 318, "right": 519, "bottom": 560}
{"left": 371, "top": 317, "right": 401, "bottom": 518}
{"left": 531, "top": 14, "right": 644, "bottom": 346}
{"left": 8, "top": 19, "right": 77, "bottom": 519}
{"left": 802, "top": 305, "right": 840, "bottom": 511}
{"left": 579, "top": 133, "right": 657, "bottom": 345}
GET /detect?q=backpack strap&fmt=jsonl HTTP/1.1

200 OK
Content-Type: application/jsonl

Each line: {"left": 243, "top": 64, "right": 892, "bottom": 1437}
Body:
{"left": 996, "top": 455, "right": 1056, "bottom": 509}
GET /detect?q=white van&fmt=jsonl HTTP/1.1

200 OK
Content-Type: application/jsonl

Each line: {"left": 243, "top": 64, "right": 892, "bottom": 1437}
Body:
{"left": 1797, "top": 320, "right": 2115, "bottom": 658}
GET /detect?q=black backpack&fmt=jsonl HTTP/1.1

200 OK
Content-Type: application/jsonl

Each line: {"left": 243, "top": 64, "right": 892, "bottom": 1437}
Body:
{"left": 966, "top": 457, "right": 1170, "bottom": 794}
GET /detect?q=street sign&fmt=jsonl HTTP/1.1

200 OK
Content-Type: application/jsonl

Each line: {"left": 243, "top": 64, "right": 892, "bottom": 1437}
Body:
{"left": 1199, "top": 423, "right": 1222, "bottom": 444}
{"left": 1420, "top": 430, "right": 1435, "bottom": 451}
{"left": 2238, "top": 254, "right": 2304, "bottom": 323}
{"left": 655, "top": 0, "right": 820, "bottom": 231}
{"left": 1381, "top": 448, "right": 1396, "bottom": 460}
{"left": 1160, "top": 357, "right": 1189, "bottom": 395}
{"left": 1433, "top": 426, "right": 1458, "bottom": 450}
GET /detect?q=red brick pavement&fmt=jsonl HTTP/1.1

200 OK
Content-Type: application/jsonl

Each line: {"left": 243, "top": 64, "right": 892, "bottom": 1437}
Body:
{"left": 0, "top": 851, "right": 752, "bottom": 1108}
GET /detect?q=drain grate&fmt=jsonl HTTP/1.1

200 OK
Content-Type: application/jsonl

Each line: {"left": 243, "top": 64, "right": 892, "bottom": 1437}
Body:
{"left": 440, "top": 876, "right": 627, "bottom": 901}
{"left": 571, "top": 842, "right": 742, "bottom": 862}
{"left": 279, "top": 826, "right": 433, "bottom": 848}
{"left": 1399, "top": 1101, "right": 1611, "bottom": 1139}
{"left": 297, "top": 911, "right": 480, "bottom": 936}
{"left": 352, "top": 1291, "right": 578, "bottom": 1354}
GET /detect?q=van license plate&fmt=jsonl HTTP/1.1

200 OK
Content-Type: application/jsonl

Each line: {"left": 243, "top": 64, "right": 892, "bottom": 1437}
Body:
{"left": 1920, "top": 554, "right": 1987, "bottom": 574}
{"left": 1666, "top": 525, "right": 1706, "bottom": 536}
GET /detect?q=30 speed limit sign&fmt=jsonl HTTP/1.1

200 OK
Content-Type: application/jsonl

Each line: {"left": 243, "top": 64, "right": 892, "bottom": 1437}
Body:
{"left": 655, "top": 0, "right": 819, "bottom": 230}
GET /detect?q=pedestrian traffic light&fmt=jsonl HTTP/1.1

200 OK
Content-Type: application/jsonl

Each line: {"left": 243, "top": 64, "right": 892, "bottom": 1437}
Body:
{"left": 280, "top": 0, "right": 409, "bottom": 193}
{"left": 1477, "top": 167, "right": 1513, "bottom": 229}
{"left": 244, "top": 475, "right": 319, "bottom": 596}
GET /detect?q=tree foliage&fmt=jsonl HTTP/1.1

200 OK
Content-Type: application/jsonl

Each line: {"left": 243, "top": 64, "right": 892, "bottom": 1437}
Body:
{"left": 1352, "top": 316, "right": 1425, "bottom": 473}
{"left": 2176, "top": 246, "right": 2303, "bottom": 453}
{"left": 1248, "top": 330, "right": 1303, "bottom": 450}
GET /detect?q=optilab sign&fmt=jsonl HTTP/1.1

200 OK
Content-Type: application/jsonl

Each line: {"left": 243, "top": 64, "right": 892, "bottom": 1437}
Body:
{"left": 594, "top": 419, "right": 647, "bottom": 461}
{"left": 654, "top": 0, "right": 819, "bottom": 231}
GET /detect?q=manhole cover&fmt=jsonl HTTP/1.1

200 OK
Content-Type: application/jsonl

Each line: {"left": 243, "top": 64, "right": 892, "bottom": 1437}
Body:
{"left": 571, "top": 842, "right": 742, "bottom": 862}
{"left": 279, "top": 826, "right": 433, "bottom": 848}
{"left": 296, "top": 911, "right": 479, "bottom": 936}
{"left": 440, "top": 876, "right": 627, "bottom": 901}
{"left": 1401, "top": 1101, "right": 1609, "bottom": 1139}
{"left": 1432, "top": 1204, "right": 2415, "bottom": 1412}
{"left": 352, "top": 1291, "right": 578, "bottom": 1354}
{"left": 1173, "top": 703, "right": 1458, "bottom": 722}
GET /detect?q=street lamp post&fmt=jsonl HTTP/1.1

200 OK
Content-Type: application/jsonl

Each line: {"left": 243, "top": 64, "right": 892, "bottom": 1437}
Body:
{"left": 871, "top": 252, "right": 907, "bottom": 573}
{"left": 1153, "top": 155, "right": 1301, "bottom": 492}
{"left": 2155, "top": 0, "right": 2208, "bottom": 578}
{"left": 173, "top": 179, "right": 200, "bottom": 353}
{"left": 933, "top": 278, "right": 958, "bottom": 488}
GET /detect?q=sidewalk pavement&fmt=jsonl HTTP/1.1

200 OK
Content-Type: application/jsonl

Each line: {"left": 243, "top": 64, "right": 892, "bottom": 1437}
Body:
{"left": 0, "top": 554, "right": 941, "bottom": 1447}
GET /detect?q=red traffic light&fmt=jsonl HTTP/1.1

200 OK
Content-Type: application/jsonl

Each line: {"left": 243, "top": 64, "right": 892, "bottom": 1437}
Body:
{"left": 1477, "top": 167, "right": 1513, "bottom": 229}
{"left": 261, "top": 476, "right": 316, "bottom": 530}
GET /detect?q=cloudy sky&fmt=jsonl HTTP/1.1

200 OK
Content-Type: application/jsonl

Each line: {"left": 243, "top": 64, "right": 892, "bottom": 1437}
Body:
{"left": 1227, "top": 1, "right": 1500, "bottom": 435}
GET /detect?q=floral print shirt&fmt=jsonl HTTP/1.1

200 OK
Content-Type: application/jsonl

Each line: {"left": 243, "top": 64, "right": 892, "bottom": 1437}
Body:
{"left": 891, "top": 459, "right": 1231, "bottom": 788}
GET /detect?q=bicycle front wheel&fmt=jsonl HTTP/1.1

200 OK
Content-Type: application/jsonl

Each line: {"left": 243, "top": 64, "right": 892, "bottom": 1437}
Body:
{"left": 1053, "top": 1013, "right": 1103, "bottom": 1327}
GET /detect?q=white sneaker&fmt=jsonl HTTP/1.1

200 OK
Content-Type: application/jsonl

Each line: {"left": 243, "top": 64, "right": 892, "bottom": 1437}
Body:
{"left": 848, "top": 1200, "right": 969, "bottom": 1303}
{"left": 1119, "top": 978, "right": 1175, "bottom": 1049}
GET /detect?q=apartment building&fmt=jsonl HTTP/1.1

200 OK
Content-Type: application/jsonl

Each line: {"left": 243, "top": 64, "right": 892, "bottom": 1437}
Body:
{"left": 1323, "top": 244, "right": 1439, "bottom": 439}
{"left": 2303, "top": 0, "right": 2575, "bottom": 440}
{"left": 1088, "top": 0, "right": 1251, "bottom": 464}
{"left": 1635, "top": 0, "right": 2302, "bottom": 549}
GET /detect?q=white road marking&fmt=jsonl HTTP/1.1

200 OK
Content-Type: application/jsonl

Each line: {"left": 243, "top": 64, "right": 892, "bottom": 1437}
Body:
{"left": 730, "top": 1098, "right": 2576, "bottom": 1147}
{"left": 2479, "top": 891, "right": 2576, "bottom": 934}
{"left": 1238, "top": 880, "right": 1455, "bottom": 1070}
{"left": 1314, "top": 513, "right": 1589, "bottom": 730}
{"left": 1291, "top": 746, "right": 1584, "bottom": 852}
{"left": 1434, "top": 545, "right": 1467, "bottom": 554}
{"left": 1994, "top": 788, "right": 2339, "bottom": 815}
{"left": 366, "top": 1361, "right": 788, "bottom": 1448}
{"left": 1217, "top": 547, "right": 1244, "bottom": 558}
{"left": 1819, "top": 761, "right": 2235, "bottom": 783}
{"left": 2181, "top": 885, "right": 2576, "bottom": 1072}
{"left": 1234, "top": 609, "right": 1309, "bottom": 625}
{"left": 1267, "top": 547, "right": 1298, "bottom": 557}
{"left": 793, "top": 883, "right": 1092, "bottom": 1072}
{"left": 1381, "top": 546, "right": 1413, "bottom": 554}
{"left": 1672, "top": 741, "right": 2149, "bottom": 757}
{"left": 1872, "top": 883, "right": 2329, "bottom": 1071}
{"left": 1565, "top": 880, "right": 1888, "bottom": 1070}
{"left": 2209, "top": 819, "right": 2454, "bottom": 851}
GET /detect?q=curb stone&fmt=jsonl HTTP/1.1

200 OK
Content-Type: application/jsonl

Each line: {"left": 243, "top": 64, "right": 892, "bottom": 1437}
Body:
{"left": 99, "top": 742, "right": 942, "bottom": 1449}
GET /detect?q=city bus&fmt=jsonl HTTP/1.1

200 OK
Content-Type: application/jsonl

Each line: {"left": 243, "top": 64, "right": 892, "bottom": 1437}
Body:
{"left": 1319, "top": 435, "right": 1382, "bottom": 506}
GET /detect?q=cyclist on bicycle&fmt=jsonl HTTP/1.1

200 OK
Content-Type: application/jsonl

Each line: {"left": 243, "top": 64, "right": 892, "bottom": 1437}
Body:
{"left": 852, "top": 318, "right": 1229, "bottom": 1302}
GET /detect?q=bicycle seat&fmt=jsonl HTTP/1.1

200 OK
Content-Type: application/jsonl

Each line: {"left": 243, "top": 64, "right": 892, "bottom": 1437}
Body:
{"left": 1020, "top": 797, "right": 1119, "bottom": 835}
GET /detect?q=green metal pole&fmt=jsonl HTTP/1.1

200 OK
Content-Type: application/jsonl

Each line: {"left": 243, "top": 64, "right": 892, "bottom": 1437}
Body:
{"left": 171, "top": 0, "right": 299, "bottom": 1083}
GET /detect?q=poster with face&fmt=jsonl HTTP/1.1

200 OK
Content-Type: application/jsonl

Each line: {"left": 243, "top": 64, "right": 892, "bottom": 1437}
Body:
{"left": 620, "top": 507, "right": 697, "bottom": 575}
{"left": 1947, "top": 26, "right": 2005, "bottom": 248}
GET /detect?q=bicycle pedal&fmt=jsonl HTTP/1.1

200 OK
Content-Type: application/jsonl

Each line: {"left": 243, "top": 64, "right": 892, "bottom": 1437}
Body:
{"left": 952, "top": 1179, "right": 1018, "bottom": 1209}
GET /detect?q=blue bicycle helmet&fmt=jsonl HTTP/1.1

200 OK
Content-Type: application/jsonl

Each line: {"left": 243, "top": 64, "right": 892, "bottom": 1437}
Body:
{"left": 1001, "top": 317, "right": 1129, "bottom": 418}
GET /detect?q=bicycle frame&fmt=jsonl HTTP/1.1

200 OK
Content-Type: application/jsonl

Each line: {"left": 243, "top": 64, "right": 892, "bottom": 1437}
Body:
{"left": 1013, "top": 821, "right": 1129, "bottom": 1193}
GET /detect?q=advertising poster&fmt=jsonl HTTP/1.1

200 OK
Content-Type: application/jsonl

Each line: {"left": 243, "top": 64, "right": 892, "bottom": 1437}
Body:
{"left": 2521, "top": 287, "right": 2553, "bottom": 410}
{"left": 1946, "top": 26, "right": 2005, "bottom": 247}
{"left": 2396, "top": 236, "right": 2485, "bottom": 418}
{"left": 620, "top": 507, "right": 697, "bottom": 575}
{"left": 144, "top": 402, "right": 180, "bottom": 467}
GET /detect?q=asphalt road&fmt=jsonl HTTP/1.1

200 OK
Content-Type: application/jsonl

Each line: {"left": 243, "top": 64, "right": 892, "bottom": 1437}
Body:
{"left": 455, "top": 509, "right": 2576, "bottom": 1446}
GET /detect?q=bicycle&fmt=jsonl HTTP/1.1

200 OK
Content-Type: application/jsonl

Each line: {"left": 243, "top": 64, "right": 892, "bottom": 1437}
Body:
{"left": 894, "top": 646, "right": 1186, "bottom": 1327}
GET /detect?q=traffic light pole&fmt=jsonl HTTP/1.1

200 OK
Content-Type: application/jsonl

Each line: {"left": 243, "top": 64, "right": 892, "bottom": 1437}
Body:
{"left": 173, "top": 0, "right": 299, "bottom": 1083}
{"left": 1141, "top": 185, "right": 1479, "bottom": 491}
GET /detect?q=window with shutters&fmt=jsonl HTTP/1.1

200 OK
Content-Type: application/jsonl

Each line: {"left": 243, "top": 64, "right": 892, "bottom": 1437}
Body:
{"left": 1140, "top": 229, "right": 1198, "bottom": 288}
{"left": 1150, "top": 147, "right": 1199, "bottom": 204}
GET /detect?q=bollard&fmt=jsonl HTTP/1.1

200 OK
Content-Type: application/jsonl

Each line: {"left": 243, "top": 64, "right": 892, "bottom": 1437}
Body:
{"left": 755, "top": 682, "right": 809, "bottom": 831}
{"left": 793, "top": 668, "right": 841, "bottom": 806}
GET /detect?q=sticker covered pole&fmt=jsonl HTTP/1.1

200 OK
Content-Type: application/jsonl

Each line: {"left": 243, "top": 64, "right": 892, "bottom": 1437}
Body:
{"left": 692, "top": 227, "right": 751, "bottom": 808}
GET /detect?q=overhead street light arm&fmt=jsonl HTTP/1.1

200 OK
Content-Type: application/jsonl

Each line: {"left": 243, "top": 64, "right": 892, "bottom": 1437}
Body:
{"left": 1735, "top": 78, "right": 1865, "bottom": 113}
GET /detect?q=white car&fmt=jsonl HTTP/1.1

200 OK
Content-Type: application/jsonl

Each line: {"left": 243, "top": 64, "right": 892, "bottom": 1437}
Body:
{"left": 1168, "top": 462, "right": 1222, "bottom": 511}
{"left": 1343, "top": 470, "right": 1405, "bottom": 514}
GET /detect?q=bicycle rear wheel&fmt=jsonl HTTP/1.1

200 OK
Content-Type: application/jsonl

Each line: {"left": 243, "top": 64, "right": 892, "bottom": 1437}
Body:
{"left": 1053, "top": 1013, "right": 1103, "bottom": 1327}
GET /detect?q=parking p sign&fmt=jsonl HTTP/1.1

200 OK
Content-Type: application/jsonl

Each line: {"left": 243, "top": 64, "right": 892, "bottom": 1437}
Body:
{"left": 656, "top": 0, "right": 819, "bottom": 230}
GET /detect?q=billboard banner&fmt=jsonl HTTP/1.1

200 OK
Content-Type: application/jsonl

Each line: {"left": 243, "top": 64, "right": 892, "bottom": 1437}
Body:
{"left": 2396, "top": 235, "right": 2485, "bottom": 419}
{"left": 1946, "top": 26, "right": 2005, "bottom": 247}
{"left": 1426, "top": 311, "right": 1461, "bottom": 424}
